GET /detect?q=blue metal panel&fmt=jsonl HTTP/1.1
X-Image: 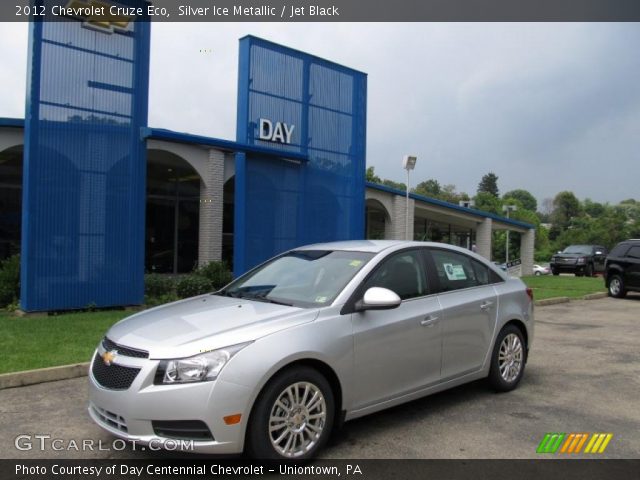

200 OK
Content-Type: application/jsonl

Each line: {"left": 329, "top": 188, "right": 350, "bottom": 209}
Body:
{"left": 235, "top": 36, "right": 367, "bottom": 275}
{"left": 21, "top": 1, "right": 150, "bottom": 311}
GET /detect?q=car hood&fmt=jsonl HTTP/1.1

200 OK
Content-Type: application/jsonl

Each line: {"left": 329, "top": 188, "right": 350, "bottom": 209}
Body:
{"left": 105, "top": 294, "right": 318, "bottom": 359}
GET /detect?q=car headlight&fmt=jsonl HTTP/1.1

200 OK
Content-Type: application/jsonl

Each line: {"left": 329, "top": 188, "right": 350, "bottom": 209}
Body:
{"left": 155, "top": 342, "right": 251, "bottom": 384}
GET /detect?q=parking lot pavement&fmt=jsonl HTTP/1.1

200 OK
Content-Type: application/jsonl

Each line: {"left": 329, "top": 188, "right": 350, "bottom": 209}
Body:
{"left": 1, "top": 296, "right": 639, "bottom": 459}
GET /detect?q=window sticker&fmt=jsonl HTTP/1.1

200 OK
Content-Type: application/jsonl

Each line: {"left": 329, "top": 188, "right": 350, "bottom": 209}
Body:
{"left": 444, "top": 263, "right": 467, "bottom": 281}
{"left": 315, "top": 296, "right": 328, "bottom": 303}
{"left": 349, "top": 260, "right": 363, "bottom": 267}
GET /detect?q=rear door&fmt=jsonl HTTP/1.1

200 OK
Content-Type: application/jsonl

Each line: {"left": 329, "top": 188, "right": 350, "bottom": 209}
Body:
{"left": 625, "top": 245, "right": 640, "bottom": 288}
{"left": 593, "top": 246, "right": 608, "bottom": 272}
{"left": 425, "top": 248, "right": 498, "bottom": 380}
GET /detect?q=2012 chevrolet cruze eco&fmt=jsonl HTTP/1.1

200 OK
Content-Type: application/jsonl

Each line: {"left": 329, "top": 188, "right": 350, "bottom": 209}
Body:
{"left": 88, "top": 240, "right": 534, "bottom": 459}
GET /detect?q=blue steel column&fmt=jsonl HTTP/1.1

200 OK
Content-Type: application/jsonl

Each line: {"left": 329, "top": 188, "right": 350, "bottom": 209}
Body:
{"left": 234, "top": 37, "right": 251, "bottom": 276}
{"left": 20, "top": 18, "right": 44, "bottom": 310}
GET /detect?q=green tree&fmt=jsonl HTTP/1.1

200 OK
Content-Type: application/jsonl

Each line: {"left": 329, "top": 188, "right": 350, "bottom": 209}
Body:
{"left": 473, "top": 191, "right": 502, "bottom": 215}
{"left": 414, "top": 179, "right": 442, "bottom": 198}
{"left": 365, "top": 166, "right": 381, "bottom": 184}
{"left": 549, "top": 191, "right": 582, "bottom": 240}
{"left": 503, "top": 189, "right": 537, "bottom": 212}
{"left": 477, "top": 172, "right": 499, "bottom": 198}
{"left": 382, "top": 179, "right": 407, "bottom": 191}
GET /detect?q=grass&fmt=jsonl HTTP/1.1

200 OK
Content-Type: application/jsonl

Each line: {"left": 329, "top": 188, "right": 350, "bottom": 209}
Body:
{"left": 0, "top": 276, "right": 608, "bottom": 375}
{"left": 0, "top": 310, "right": 130, "bottom": 374}
{"left": 522, "top": 275, "right": 606, "bottom": 300}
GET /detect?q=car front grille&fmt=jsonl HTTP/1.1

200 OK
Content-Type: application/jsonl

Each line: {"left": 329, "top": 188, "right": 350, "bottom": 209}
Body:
{"left": 152, "top": 420, "right": 214, "bottom": 441}
{"left": 91, "top": 353, "right": 141, "bottom": 390}
{"left": 91, "top": 404, "right": 128, "bottom": 433}
{"left": 102, "top": 337, "right": 149, "bottom": 359}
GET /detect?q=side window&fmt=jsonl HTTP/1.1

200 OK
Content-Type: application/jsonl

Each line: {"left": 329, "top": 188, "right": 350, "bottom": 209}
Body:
{"left": 471, "top": 260, "right": 490, "bottom": 286}
{"left": 610, "top": 244, "right": 629, "bottom": 257}
{"left": 430, "top": 249, "right": 483, "bottom": 292}
{"left": 627, "top": 246, "right": 640, "bottom": 259}
{"left": 363, "top": 250, "right": 426, "bottom": 300}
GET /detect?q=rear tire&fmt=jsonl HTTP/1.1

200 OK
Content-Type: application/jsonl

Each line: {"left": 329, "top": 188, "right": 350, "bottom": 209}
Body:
{"left": 585, "top": 263, "right": 594, "bottom": 277}
{"left": 535, "top": 271, "right": 541, "bottom": 276}
{"left": 246, "top": 366, "right": 334, "bottom": 460}
{"left": 608, "top": 274, "right": 627, "bottom": 299}
{"left": 489, "top": 325, "right": 526, "bottom": 392}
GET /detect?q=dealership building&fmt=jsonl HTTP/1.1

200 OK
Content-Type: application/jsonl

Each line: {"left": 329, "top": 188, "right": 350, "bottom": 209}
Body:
{"left": 0, "top": 10, "right": 534, "bottom": 312}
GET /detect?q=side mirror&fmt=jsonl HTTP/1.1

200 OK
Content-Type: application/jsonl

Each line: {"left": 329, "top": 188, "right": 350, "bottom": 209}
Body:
{"left": 595, "top": 251, "right": 603, "bottom": 255}
{"left": 355, "top": 287, "right": 401, "bottom": 312}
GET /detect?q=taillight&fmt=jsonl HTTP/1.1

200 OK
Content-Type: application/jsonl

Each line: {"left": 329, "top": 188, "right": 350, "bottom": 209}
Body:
{"left": 526, "top": 288, "right": 534, "bottom": 301}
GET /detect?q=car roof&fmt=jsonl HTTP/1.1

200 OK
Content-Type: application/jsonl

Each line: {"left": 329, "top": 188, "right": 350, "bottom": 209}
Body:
{"left": 293, "top": 240, "right": 479, "bottom": 255}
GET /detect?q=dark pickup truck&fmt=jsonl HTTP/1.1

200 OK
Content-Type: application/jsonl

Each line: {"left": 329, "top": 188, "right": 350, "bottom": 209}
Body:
{"left": 550, "top": 244, "right": 608, "bottom": 277}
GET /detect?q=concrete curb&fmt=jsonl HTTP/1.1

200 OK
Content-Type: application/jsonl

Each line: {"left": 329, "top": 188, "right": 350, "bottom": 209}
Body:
{"left": 535, "top": 297, "right": 570, "bottom": 306}
{"left": 583, "top": 292, "right": 608, "bottom": 300}
{"left": 0, "top": 362, "right": 89, "bottom": 390}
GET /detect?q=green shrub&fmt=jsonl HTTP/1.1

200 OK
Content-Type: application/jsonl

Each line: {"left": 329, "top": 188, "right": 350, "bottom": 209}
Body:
{"left": 145, "top": 274, "right": 176, "bottom": 298}
{"left": 175, "top": 275, "right": 212, "bottom": 298}
{"left": 194, "top": 261, "right": 233, "bottom": 291}
{"left": 144, "top": 293, "right": 179, "bottom": 307}
{"left": 0, "top": 254, "right": 20, "bottom": 308}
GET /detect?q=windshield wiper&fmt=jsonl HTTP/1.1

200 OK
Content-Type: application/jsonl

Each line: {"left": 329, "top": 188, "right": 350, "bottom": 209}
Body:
{"left": 215, "top": 290, "right": 293, "bottom": 306}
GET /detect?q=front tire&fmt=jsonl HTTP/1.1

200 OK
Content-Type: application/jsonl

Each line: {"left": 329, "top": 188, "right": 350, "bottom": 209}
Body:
{"left": 552, "top": 268, "right": 559, "bottom": 276}
{"left": 489, "top": 325, "right": 526, "bottom": 392}
{"left": 246, "top": 366, "right": 334, "bottom": 460}
{"left": 608, "top": 274, "right": 627, "bottom": 298}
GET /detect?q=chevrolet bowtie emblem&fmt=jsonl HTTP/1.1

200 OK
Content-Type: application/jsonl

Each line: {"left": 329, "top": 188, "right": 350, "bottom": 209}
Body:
{"left": 102, "top": 350, "right": 117, "bottom": 366}
{"left": 65, "top": 0, "right": 132, "bottom": 33}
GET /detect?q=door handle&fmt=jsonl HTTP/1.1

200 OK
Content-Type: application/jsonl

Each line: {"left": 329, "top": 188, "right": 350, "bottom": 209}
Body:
{"left": 480, "top": 301, "right": 494, "bottom": 311}
{"left": 420, "top": 315, "right": 439, "bottom": 327}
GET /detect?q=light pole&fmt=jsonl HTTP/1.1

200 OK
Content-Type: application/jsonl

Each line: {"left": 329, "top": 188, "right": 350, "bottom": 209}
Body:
{"left": 502, "top": 204, "right": 517, "bottom": 264}
{"left": 403, "top": 155, "right": 417, "bottom": 240}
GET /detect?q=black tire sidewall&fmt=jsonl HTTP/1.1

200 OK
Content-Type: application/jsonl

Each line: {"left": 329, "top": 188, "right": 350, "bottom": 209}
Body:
{"left": 489, "top": 325, "right": 526, "bottom": 392}
{"left": 246, "top": 366, "right": 335, "bottom": 460}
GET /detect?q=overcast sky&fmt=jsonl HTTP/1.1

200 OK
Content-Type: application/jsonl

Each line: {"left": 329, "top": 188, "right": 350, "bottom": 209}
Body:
{"left": 1, "top": 22, "right": 639, "bottom": 206}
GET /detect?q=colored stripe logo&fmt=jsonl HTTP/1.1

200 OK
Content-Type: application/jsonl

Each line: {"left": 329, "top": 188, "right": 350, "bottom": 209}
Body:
{"left": 537, "top": 433, "right": 613, "bottom": 454}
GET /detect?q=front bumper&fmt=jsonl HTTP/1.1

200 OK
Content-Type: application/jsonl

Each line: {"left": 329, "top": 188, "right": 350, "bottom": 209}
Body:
{"left": 87, "top": 350, "right": 253, "bottom": 455}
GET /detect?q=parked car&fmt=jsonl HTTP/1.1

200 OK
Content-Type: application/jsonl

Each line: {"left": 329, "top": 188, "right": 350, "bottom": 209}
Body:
{"left": 533, "top": 264, "right": 550, "bottom": 276}
{"left": 604, "top": 239, "right": 640, "bottom": 298}
{"left": 88, "top": 240, "right": 534, "bottom": 459}
{"left": 550, "top": 244, "right": 608, "bottom": 276}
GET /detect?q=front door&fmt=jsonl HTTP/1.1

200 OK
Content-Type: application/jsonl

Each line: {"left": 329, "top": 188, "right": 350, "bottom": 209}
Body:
{"left": 351, "top": 250, "right": 442, "bottom": 410}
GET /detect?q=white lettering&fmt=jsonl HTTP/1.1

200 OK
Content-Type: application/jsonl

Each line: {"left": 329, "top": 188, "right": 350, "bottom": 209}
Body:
{"left": 258, "top": 119, "right": 295, "bottom": 144}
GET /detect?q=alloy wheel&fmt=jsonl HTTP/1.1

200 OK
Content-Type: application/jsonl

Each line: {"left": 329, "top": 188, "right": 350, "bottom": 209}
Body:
{"left": 498, "top": 333, "right": 523, "bottom": 383}
{"left": 268, "top": 382, "right": 327, "bottom": 458}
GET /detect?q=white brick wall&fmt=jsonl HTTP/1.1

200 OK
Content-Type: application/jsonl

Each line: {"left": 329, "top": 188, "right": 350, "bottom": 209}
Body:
{"left": 476, "top": 218, "right": 492, "bottom": 260}
{"left": 520, "top": 229, "right": 535, "bottom": 276}
{"left": 198, "top": 149, "right": 225, "bottom": 265}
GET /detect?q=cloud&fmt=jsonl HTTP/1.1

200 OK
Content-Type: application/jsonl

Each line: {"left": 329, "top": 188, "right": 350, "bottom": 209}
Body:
{"left": 1, "top": 22, "right": 638, "bottom": 203}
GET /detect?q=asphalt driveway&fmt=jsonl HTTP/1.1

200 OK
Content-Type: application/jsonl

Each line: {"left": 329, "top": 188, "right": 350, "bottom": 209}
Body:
{"left": 1, "top": 295, "right": 639, "bottom": 459}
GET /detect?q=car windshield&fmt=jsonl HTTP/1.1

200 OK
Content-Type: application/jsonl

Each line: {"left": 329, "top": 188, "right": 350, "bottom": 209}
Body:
{"left": 562, "top": 245, "right": 592, "bottom": 254}
{"left": 218, "top": 250, "right": 375, "bottom": 308}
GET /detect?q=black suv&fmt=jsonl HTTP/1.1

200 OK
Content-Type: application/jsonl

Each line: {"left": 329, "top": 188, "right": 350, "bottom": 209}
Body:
{"left": 604, "top": 239, "right": 640, "bottom": 298}
{"left": 550, "top": 244, "right": 608, "bottom": 277}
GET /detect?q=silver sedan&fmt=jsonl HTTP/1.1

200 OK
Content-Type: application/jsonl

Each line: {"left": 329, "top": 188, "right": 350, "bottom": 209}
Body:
{"left": 88, "top": 240, "right": 534, "bottom": 459}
